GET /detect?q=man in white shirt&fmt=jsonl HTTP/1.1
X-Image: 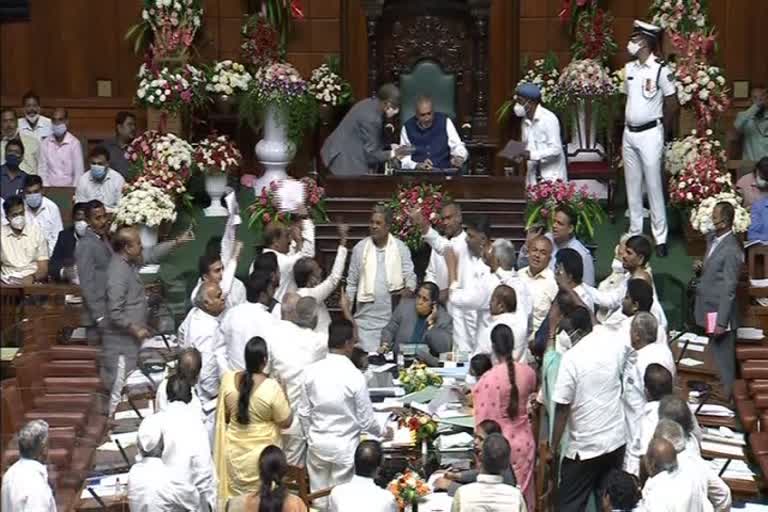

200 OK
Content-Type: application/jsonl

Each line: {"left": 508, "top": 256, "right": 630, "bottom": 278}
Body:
{"left": 451, "top": 433, "right": 527, "bottom": 511}
{"left": 299, "top": 320, "right": 385, "bottom": 506}
{"left": 550, "top": 207, "right": 594, "bottom": 286}
{"left": 654, "top": 419, "right": 731, "bottom": 512}
{"left": 1, "top": 107, "right": 39, "bottom": 174}
{"left": 17, "top": 91, "right": 52, "bottom": 140}
{"left": 1, "top": 420, "right": 56, "bottom": 512}
{"left": 398, "top": 96, "right": 467, "bottom": 170}
{"left": 641, "top": 437, "right": 704, "bottom": 511}
{"left": 155, "top": 348, "right": 206, "bottom": 417}
{"left": 1, "top": 195, "right": 49, "bottom": 284}
{"left": 423, "top": 201, "right": 465, "bottom": 298}
{"left": 474, "top": 284, "right": 529, "bottom": 362}
{"left": 20, "top": 174, "right": 62, "bottom": 257}
{"left": 513, "top": 82, "right": 567, "bottom": 186}
{"left": 624, "top": 363, "right": 672, "bottom": 476}
{"left": 329, "top": 440, "right": 397, "bottom": 512}
{"left": 554, "top": 248, "right": 595, "bottom": 312}
{"left": 262, "top": 214, "right": 315, "bottom": 302}
{"left": 270, "top": 294, "right": 328, "bottom": 465}
{"left": 622, "top": 20, "right": 678, "bottom": 258}
{"left": 128, "top": 414, "right": 201, "bottom": 512}
{"left": 519, "top": 235, "right": 557, "bottom": 341}
{"left": 216, "top": 265, "right": 278, "bottom": 373}
{"left": 295, "top": 224, "right": 349, "bottom": 337}
{"left": 74, "top": 146, "right": 126, "bottom": 212}
{"left": 159, "top": 375, "right": 217, "bottom": 511}
{"left": 491, "top": 239, "right": 532, "bottom": 321}
{"left": 552, "top": 323, "right": 626, "bottom": 511}
{"left": 190, "top": 242, "right": 246, "bottom": 311}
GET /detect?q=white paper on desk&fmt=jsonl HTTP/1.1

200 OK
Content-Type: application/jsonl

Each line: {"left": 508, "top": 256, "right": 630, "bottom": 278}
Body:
{"left": 750, "top": 278, "right": 768, "bottom": 288}
{"left": 372, "top": 363, "right": 396, "bottom": 373}
{"left": 737, "top": 327, "right": 765, "bottom": 340}
{"left": 80, "top": 472, "right": 131, "bottom": 499}
{"left": 139, "top": 263, "right": 160, "bottom": 274}
{"left": 708, "top": 458, "right": 755, "bottom": 481}
{"left": 373, "top": 400, "right": 403, "bottom": 412}
{"left": 678, "top": 341, "right": 705, "bottom": 352}
{"left": 276, "top": 178, "right": 304, "bottom": 212}
{"left": 114, "top": 407, "right": 154, "bottom": 421}
{"left": 696, "top": 404, "right": 735, "bottom": 417}
{"left": 70, "top": 327, "right": 87, "bottom": 340}
{"left": 435, "top": 432, "right": 473, "bottom": 450}
{"left": 125, "top": 369, "right": 164, "bottom": 387}
{"left": 65, "top": 294, "right": 82, "bottom": 304}
{"left": 98, "top": 431, "right": 140, "bottom": 452}
{"left": 678, "top": 357, "right": 704, "bottom": 367}
{"left": 141, "top": 334, "right": 178, "bottom": 349}
{"left": 701, "top": 440, "right": 744, "bottom": 457}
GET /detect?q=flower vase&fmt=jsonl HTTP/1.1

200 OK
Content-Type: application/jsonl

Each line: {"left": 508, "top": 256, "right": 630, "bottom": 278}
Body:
{"left": 138, "top": 224, "right": 159, "bottom": 250}
{"left": 214, "top": 95, "right": 238, "bottom": 115}
{"left": 254, "top": 105, "right": 296, "bottom": 195}
{"left": 204, "top": 174, "right": 229, "bottom": 217}
{"left": 147, "top": 108, "right": 183, "bottom": 136}
{"left": 567, "top": 99, "right": 604, "bottom": 162}
{"left": 404, "top": 503, "right": 419, "bottom": 512}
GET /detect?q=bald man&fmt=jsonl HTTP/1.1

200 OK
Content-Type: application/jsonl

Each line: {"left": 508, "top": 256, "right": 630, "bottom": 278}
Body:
{"left": 103, "top": 225, "right": 192, "bottom": 414}
{"left": 474, "top": 285, "right": 529, "bottom": 362}
{"left": 519, "top": 236, "right": 557, "bottom": 341}
{"left": 641, "top": 437, "right": 705, "bottom": 511}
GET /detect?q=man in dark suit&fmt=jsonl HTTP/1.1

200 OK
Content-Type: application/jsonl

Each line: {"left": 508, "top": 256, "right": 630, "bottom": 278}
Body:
{"left": 321, "top": 83, "right": 409, "bottom": 175}
{"left": 48, "top": 201, "right": 87, "bottom": 282}
{"left": 75, "top": 200, "right": 112, "bottom": 345}
{"left": 694, "top": 201, "right": 744, "bottom": 398}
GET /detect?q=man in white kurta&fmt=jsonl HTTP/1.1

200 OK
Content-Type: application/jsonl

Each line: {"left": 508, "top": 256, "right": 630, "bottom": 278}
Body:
{"left": 299, "top": 321, "right": 384, "bottom": 507}
{"left": 1, "top": 420, "right": 56, "bottom": 512}
{"left": 262, "top": 217, "right": 315, "bottom": 302}
{"left": 640, "top": 437, "right": 706, "bottom": 512}
{"left": 518, "top": 236, "right": 557, "bottom": 341}
{"left": 328, "top": 440, "right": 397, "bottom": 512}
{"left": 269, "top": 295, "right": 328, "bottom": 466}
{"left": 128, "top": 414, "right": 201, "bottom": 512}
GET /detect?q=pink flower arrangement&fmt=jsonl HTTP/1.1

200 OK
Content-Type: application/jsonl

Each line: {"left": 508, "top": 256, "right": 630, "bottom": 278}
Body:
{"left": 526, "top": 179, "right": 605, "bottom": 240}
{"left": 668, "top": 153, "right": 732, "bottom": 210}
{"left": 139, "top": 0, "right": 203, "bottom": 59}
{"left": 555, "top": 58, "right": 618, "bottom": 100}
{"left": 241, "top": 16, "right": 280, "bottom": 69}
{"left": 136, "top": 63, "right": 206, "bottom": 113}
{"left": 192, "top": 134, "right": 242, "bottom": 175}
{"left": 671, "top": 61, "right": 730, "bottom": 132}
{"left": 248, "top": 178, "right": 328, "bottom": 232}
{"left": 125, "top": 130, "right": 194, "bottom": 200}
{"left": 126, "top": 161, "right": 189, "bottom": 199}
{"left": 388, "top": 183, "right": 449, "bottom": 250}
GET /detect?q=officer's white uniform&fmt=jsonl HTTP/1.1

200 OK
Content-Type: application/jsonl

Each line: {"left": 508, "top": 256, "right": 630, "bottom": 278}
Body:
{"left": 622, "top": 24, "right": 675, "bottom": 246}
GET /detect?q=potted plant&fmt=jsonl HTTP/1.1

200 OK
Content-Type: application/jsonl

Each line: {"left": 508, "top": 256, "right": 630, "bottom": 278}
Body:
{"left": 113, "top": 182, "right": 178, "bottom": 249}
{"left": 307, "top": 56, "right": 353, "bottom": 124}
{"left": 136, "top": 63, "right": 206, "bottom": 134}
{"left": 205, "top": 60, "right": 252, "bottom": 114}
{"left": 193, "top": 135, "right": 243, "bottom": 216}
{"left": 126, "top": 130, "right": 194, "bottom": 207}
{"left": 244, "top": 0, "right": 305, "bottom": 56}
{"left": 241, "top": 15, "right": 280, "bottom": 70}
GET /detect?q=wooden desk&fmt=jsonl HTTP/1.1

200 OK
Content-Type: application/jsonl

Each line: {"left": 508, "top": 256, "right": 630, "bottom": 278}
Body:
{"left": 322, "top": 174, "right": 526, "bottom": 200}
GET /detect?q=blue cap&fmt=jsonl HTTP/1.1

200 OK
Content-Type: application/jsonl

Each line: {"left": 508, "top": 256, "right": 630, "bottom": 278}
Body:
{"left": 516, "top": 83, "right": 541, "bottom": 101}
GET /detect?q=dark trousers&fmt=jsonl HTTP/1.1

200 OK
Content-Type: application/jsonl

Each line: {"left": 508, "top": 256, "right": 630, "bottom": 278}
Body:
{"left": 710, "top": 330, "right": 736, "bottom": 399}
{"left": 558, "top": 445, "right": 625, "bottom": 512}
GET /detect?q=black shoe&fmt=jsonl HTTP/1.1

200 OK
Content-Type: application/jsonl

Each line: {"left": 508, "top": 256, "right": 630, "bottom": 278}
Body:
{"left": 656, "top": 244, "right": 668, "bottom": 258}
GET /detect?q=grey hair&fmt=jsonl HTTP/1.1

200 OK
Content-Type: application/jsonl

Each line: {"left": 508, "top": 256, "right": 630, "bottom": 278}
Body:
{"left": 653, "top": 419, "right": 686, "bottom": 453}
{"left": 18, "top": 420, "right": 49, "bottom": 459}
{"left": 295, "top": 296, "right": 318, "bottom": 330}
{"left": 193, "top": 283, "right": 208, "bottom": 309}
{"left": 377, "top": 83, "right": 400, "bottom": 107}
{"left": 281, "top": 292, "right": 300, "bottom": 321}
{"left": 372, "top": 204, "right": 393, "bottom": 226}
{"left": 631, "top": 311, "right": 658, "bottom": 346}
{"left": 492, "top": 239, "right": 516, "bottom": 270}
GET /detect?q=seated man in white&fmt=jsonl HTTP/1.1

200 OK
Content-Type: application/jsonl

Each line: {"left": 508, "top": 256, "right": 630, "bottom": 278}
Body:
{"left": 1, "top": 420, "right": 57, "bottom": 511}
{"left": 20, "top": 174, "right": 62, "bottom": 257}
{"left": 451, "top": 433, "right": 527, "bottom": 511}
{"left": 128, "top": 414, "right": 201, "bottom": 511}
{"left": 329, "top": 440, "right": 397, "bottom": 512}
{"left": 74, "top": 145, "right": 125, "bottom": 212}
{"left": 641, "top": 437, "right": 707, "bottom": 511}
{"left": 398, "top": 96, "right": 467, "bottom": 170}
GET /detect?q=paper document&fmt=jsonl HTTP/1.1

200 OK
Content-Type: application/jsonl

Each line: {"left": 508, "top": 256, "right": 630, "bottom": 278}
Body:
{"left": 678, "top": 341, "right": 705, "bottom": 352}
{"left": 114, "top": 407, "right": 154, "bottom": 421}
{"left": 276, "top": 178, "right": 305, "bottom": 212}
{"left": 696, "top": 404, "right": 735, "bottom": 417}
{"left": 497, "top": 139, "right": 528, "bottom": 160}
{"left": 701, "top": 440, "right": 744, "bottom": 457}
{"left": 80, "top": 472, "right": 130, "bottom": 499}
{"left": 372, "top": 363, "right": 397, "bottom": 373}
{"left": 678, "top": 357, "right": 704, "bottom": 367}
{"left": 0, "top": 347, "right": 19, "bottom": 361}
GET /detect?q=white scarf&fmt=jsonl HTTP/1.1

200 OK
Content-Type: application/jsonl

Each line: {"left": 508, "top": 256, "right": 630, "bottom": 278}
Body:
{"left": 358, "top": 235, "right": 403, "bottom": 303}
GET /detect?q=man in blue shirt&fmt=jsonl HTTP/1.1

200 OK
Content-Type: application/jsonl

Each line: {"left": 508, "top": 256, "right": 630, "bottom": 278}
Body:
{"left": 748, "top": 158, "right": 768, "bottom": 241}
{"left": 0, "top": 139, "right": 28, "bottom": 201}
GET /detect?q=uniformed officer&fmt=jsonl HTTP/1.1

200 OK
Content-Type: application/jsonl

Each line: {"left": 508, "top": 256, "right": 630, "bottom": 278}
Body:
{"left": 622, "top": 20, "right": 679, "bottom": 258}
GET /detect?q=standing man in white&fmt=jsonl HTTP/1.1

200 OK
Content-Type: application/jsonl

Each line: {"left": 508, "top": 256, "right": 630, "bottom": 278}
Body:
{"left": 622, "top": 20, "right": 678, "bottom": 258}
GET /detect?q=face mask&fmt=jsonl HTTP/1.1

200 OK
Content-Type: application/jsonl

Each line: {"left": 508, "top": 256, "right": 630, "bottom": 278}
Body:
{"left": 513, "top": 103, "right": 527, "bottom": 117}
{"left": 90, "top": 165, "right": 107, "bottom": 181}
{"left": 555, "top": 330, "right": 573, "bottom": 353}
{"left": 52, "top": 123, "right": 67, "bottom": 137}
{"left": 9, "top": 215, "right": 25, "bottom": 230}
{"left": 74, "top": 220, "right": 88, "bottom": 237}
{"left": 627, "top": 41, "right": 642, "bottom": 56}
{"left": 4, "top": 154, "right": 21, "bottom": 168}
{"left": 465, "top": 374, "right": 477, "bottom": 386}
{"left": 611, "top": 258, "right": 626, "bottom": 274}
{"left": 756, "top": 176, "right": 768, "bottom": 190}
{"left": 25, "top": 113, "right": 39, "bottom": 125}
{"left": 385, "top": 107, "right": 399, "bottom": 119}
{"left": 25, "top": 192, "right": 42, "bottom": 209}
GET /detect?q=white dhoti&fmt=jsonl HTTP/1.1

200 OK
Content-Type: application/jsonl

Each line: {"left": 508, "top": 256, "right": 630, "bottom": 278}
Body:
{"left": 622, "top": 124, "right": 667, "bottom": 244}
{"left": 307, "top": 451, "right": 354, "bottom": 511}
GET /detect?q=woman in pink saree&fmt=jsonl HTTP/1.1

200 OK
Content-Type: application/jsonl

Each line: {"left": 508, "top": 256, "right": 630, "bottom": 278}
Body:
{"left": 473, "top": 324, "right": 537, "bottom": 510}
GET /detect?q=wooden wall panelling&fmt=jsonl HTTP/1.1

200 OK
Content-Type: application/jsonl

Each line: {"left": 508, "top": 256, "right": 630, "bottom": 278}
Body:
{"left": 341, "top": 0, "right": 369, "bottom": 102}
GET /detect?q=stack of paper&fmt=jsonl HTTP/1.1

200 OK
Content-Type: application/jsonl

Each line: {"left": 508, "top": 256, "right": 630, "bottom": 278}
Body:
{"left": 737, "top": 327, "right": 765, "bottom": 340}
{"left": 435, "top": 432, "right": 473, "bottom": 450}
{"left": 750, "top": 278, "right": 768, "bottom": 288}
{"left": 696, "top": 404, "right": 735, "bottom": 417}
{"left": 708, "top": 458, "right": 756, "bottom": 481}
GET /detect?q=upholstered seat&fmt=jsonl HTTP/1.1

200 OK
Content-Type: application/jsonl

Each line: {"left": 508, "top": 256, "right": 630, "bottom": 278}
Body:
{"left": 734, "top": 397, "right": 758, "bottom": 432}
{"left": 399, "top": 60, "right": 456, "bottom": 124}
{"left": 737, "top": 346, "right": 768, "bottom": 361}
{"left": 741, "top": 360, "right": 768, "bottom": 380}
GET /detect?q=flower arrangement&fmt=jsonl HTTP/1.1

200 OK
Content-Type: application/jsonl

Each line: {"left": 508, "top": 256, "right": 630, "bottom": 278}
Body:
{"left": 671, "top": 61, "right": 730, "bottom": 131}
{"left": 247, "top": 1, "right": 305, "bottom": 53}
{"left": 205, "top": 60, "right": 252, "bottom": 99}
{"left": 399, "top": 412, "right": 439, "bottom": 445}
{"left": 388, "top": 183, "right": 450, "bottom": 251}
{"left": 650, "top": 0, "right": 709, "bottom": 37}
{"left": 127, "top": 131, "right": 194, "bottom": 174}
{"left": 126, "top": 0, "right": 203, "bottom": 58}
{"left": 127, "top": 161, "right": 189, "bottom": 199}
{"left": 308, "top": 61, "right": 352, "bottom": 107}
{"left": 192, "top": 135, "right": 242, "bottom": 175}
{"left": 690, "top": 192, "right": 751, "bottom": 234}
{"left": 571, "top": 7, "right": 618, "bottom": 63}
{"left": 555, "top": 58, "right": 618, "bottom": 100}
{"left": 248, "top": 177, "right": 328, "bottom": 231}
{"left": 398, "top": 363, "right": 443, "bottom": 394}
{"left": 498, "top": 54, "right": 560, "bottom": 124}
{"left": 241, "top": 16, "right": 280, "bottom": 69}
{"left": 668, "top": 155, "right": 732, "bottom": 210}
{"left": 526, "top": 180, "right": 606, "bottom": 241}
{"left": 113, "top": 182, "right": 177, "bottom": 228}
{"left": 664, "top": 130, "right": 726, "bottom": 176}
{"left": 239, "top": 62, "right": 317, "bottom": 145}
{"left": 387, "top": 469, "right": 430, "bottom": 509}
{"left": 136, "top": 63, "right": 206, "bottom": 113}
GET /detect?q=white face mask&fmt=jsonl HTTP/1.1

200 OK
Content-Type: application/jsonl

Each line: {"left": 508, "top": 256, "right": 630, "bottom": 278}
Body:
{"left": 74, "top": 220, "right": 88, "bottom": 237}
{"left": 756, "top": 176, "right": 768, "bottom": 190}
{"left": 25, "top": 113, "right": 39, "bottom": 124}
{"left": 384, "top": 106, "right": 399, "bottom": 119}
{"left": 513, "top": 103, "right": 527, "bottom": 117}
{"left": 627, "top": 41, "right": 642, "bottom": 56}
{"left": 9, "top": 215, "right": 25, "bottom": 231}
{"left": 555, "top": 330, "right": 573, "bottom": 353}
{"left": 611, "top": 258, "right": 626, "bottom": 274}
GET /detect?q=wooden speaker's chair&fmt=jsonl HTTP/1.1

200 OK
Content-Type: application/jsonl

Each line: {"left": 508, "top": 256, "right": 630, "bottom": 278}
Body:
{"left": 399, "top": 59, "right": 457, "bottom": 124}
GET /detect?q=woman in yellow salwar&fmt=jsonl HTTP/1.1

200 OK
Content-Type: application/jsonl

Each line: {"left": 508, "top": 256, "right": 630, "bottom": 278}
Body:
{"left": 214, "top": 336, "right": 293, "bottom": 504}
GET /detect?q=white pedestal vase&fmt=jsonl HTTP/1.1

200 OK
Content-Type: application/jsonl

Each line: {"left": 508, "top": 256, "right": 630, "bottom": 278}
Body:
{"left": 138, "top": 224, "right": 159, "bottom": 250}
{"left": 254, "top": 104, "right": 296, "bottom": 195}
{"left": 203, "top": 173, "right": 229, "bottom": 217}
{"left": 567, "top": 99, "right": 605, "bottom": 163}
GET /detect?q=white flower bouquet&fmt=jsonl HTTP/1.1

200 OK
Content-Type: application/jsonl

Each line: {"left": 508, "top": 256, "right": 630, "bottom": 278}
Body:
{"left": 555, "top": 58, "right": 618, "bottom": 99}
{"left": 193, "top": 134, "right": 242, "bottom": 175}
{"left": 136, "top": 63, "right": 205, "bottom": 113}
{"left": 664, "top": 129, "right": 726, "bottom": 176}
{"left": 517, "top": 57, "right": 560, "bottom": 105}
{"left": 690, "top": 192, "right": 751, "bottom": 234}
{"left": 205, "top": 60, "right": 252, "bottom": 99}
{"left": 671, "top": 62, "right": 729, "bottom": 130}
{"left": 125, "top": 131, "right": 194, "bottom": 198}
{"left": 307, "top": 63, "right": 352, "bottom": 107}
{"left": 114, "top": 182, "right": 177, "bottom": 228}
{"left": 650, "top": 0, "right": 708, "bottom": 35}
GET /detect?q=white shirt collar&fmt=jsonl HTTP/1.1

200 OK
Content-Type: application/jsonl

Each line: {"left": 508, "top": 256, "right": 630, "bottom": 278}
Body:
{"left": 635, "top": 53, "right": 659, "bottom": 69}
{"left": 476, "top": 474, "right": 504, "bottom": 484}
{"left": 713, "top": 230, "right": 732, "bottom": 245}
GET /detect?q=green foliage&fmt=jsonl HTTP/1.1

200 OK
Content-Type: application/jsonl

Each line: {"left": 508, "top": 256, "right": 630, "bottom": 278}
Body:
{"left": 238, "top": 87, "right": 318, "bottom": 146}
